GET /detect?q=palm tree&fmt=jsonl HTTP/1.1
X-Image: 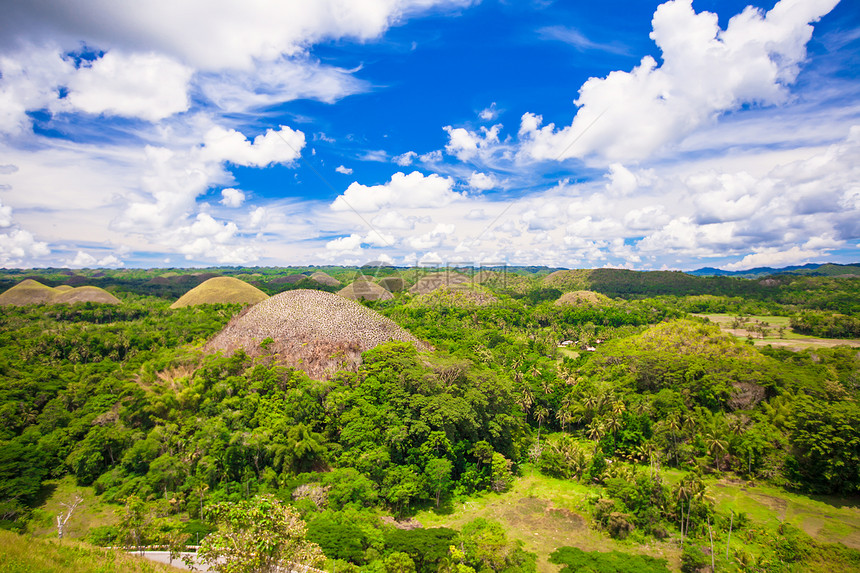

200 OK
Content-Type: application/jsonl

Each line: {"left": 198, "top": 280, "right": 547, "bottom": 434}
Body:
{"left": 518, "top": 386, "right": 534, "bottom": 413}
{"left": 587, "top": 420, "right": 605, "bottom": 442}
{"left": 556, "top": 407, "right": 572, "bottom": 433}
{"left": 604, "top": 413, "right": 622, "bottom": 438}
{"left": 535, "top": 405, "right": 550, "bottom": 443}
{"left": 704, "top": 428, "right": 728, "bottom": 472}
{"left": 664, "top": 414, "right": 681, "bottom": 467}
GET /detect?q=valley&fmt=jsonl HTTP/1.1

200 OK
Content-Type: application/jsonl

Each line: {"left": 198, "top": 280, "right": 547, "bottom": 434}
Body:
{"left": 0, "top": 265, "right": 858, "bottom": 572}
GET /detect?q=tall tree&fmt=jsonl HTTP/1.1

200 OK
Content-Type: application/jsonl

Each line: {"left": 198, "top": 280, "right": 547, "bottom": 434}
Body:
{"left": 198, "top": 494, "right": 325, "bottom": 573}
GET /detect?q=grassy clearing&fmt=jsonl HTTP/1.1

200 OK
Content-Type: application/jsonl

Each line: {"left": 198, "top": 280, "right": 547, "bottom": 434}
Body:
{"left": 414, "top": 466, "right": 680, "bottom": 573}
{"left": 694, "top": 313, "right": 860, "bottom": 350}
{"left": 27, "top": 477, "right": 117, "bottom": 541}
{"left": 557, "top": 347, "right": 580, "bottom": 360}
{"left": 0, "top": 530, "right": 181, "bottom": 573}
{"left": 708, "top": 478, "right": 860, "bottom": 550}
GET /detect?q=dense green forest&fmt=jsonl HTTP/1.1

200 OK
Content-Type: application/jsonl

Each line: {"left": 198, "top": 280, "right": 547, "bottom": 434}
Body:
{"left": 1, "top": 267, "right": 859, "bottom": 572}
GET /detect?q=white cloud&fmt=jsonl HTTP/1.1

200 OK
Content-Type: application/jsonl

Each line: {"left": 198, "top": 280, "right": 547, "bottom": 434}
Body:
{"left": 220, "top": 188, "right": 246, "bottom": 208}
{"left": 326, "top": 233, "right": 364, "bottom": 252}
{"left": 169, "top": 213, "right": 259, "bottom": 264}
{"left": 117, "top": 144, "right": 229, "bottom": 232}
{"left": 623, "top": 206, "right": 670, "bottom": 231}
{"left": 0, "top": 229, "right": 50, "bottom": 266}
{"left": 0, "top": 200, "right": 12, "bottom": 228}
{"left": 331, "top": 171, "right": 462, "bottom": 212}
{"left": 518, "top": 0, "right": 839, "bottom": 163}
{"left": 199, "top": 57, "right": 365, "bottom": 113}
{"left": 444, "top": 124, "right": 502, "bottom": 161}
{"left": 419, "top": 251, "right": 444, "bottom": 265}
{"left": 419, "top": 150, "right": 443, "bottom": 163}
{"left": 0, "top": 46, "right": 73, "bottom": 135}
{"left": 537, "top": 26, "right": 628, "bottom": 55}
{"left": 479, "top": 102, "right": 499, "bottom": 121}
{"left": 0, "top": 1, "right": 475, "bottom": 72}
{"left": 66, "top": 250, "right": 124, "bottom": 268}
{"left": 336, "top": 165, "right": 353, "bottom": 174}
{"left": 371, "top": 210, "right": 417, "bottom": 230}
{"left": 201, "top": 125, "right": 305, "bottom": 167}
{"left": 688, "top": 171, "right": 765, "bottom": 223}
{"left": 249, "top": 207, "right": 267, "bottom": 228}
{"left": 468, "top": 171, "right": 499, "bottom": 191}
{"left": 65, "top": 51, "right": 192, "bottom": 121}
{"left": 407, "top": 223, "right": 455, "bottom": 250}
{"left": 364, "top": 229, "right": 395, "bottom": 247}
{"left": 393, "top": 151, "right": 418, "bottom": 166}
{"left": 722, "top": 246, "right": 820, "bottom": 270}
{"left": 604, "top": 163, "right": 639, "bottom": 195}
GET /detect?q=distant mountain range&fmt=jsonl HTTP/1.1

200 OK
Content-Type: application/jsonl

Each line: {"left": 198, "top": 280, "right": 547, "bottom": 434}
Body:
{"left": 687, "top": 262, "right": 860, "bottom": 278}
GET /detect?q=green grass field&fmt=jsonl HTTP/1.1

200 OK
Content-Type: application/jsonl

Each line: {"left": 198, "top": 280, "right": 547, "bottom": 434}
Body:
{"left": 27, "top": 477, "right": 117, "bottom": 541}
{"left": 0, "top": 530, "right": 181, "bottom": 573}
{"left": 415, "top": 466, "right": 680, "bottom": 573}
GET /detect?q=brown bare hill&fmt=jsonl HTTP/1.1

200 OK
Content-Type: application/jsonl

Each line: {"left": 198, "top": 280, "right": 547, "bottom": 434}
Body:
{"left": 206, "top": 289, "right": 423, "bottom": 379}
{"left": 54, "top": 286, "right": 121, "bottom": 305}
{"left": 378, "top": 276, "right": 405, "bottom": 292}
{"left": 310, "top": 271, "right": 341, "bottom": 287}
{"left": 272, "top": 274, "right": 307, "bottom": 284}
{"left": 409, "top": 272, "right": 470, "bottom": 294}
{"left": 554, "top": 290, "right": 611, "bottom": 306}
{"left": 0, "top": 279, "right": 60, "bottom": 305}
{"left": 170, "top": 277, "right": 268, "bottom": 308}
{"left": 0, "top": 280, "right": 120, "bottom": 306}
{"left": 338, "top": 278, "right": 393, "bottom": 301}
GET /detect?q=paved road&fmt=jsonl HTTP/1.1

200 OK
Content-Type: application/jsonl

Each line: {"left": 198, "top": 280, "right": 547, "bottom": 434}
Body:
{"left": 135, "top": 551, "right": 209, "bottom": 571}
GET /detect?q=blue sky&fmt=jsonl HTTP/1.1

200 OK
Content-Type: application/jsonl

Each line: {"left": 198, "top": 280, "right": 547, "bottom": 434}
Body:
{"left": 0, "top": 0, "right": 858, "bottom": 270}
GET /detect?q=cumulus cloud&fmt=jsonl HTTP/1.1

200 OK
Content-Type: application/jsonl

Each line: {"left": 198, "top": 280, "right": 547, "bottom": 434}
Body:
{"left": 66, "top": 250, "right": 124, "bottom": 268}
{"left": 689, "top": 171, "right": 765, "bottom": 224}
{"left": 479, "top": 102, "right": 499, "bottom": 121}
{"left": 444, "top": 124, "right": 502, "bottom": 161}
{"left": 623, "top": 206, "right": 670, "bottom": 231}
{"left": 65, "top": 52, "right": 192, "bottom": 121}
{"left": 0, "top": 46, "right": 73, "bottom": 135}
{"left": 419, "top": 150, "right": 443, "bottom": 163}
{"left": 168, "top": 213, "right": 259, "bottom": 264}
{"left": 722, "top": 246, "right": 819, "bottom": 270}
{"left": 0, "top": 1, "right": 475, "bottom": 71}
{"left": 220, "top": 188, "right": 246, "bottom": 208}
{"left": 468, "top": 171, "right": 499, "bottom": 191}
{"left": 0, "top": 228, "right": 50, "bottom": 266}
{"left": 604, "top": 163, "right": 639, "bottom": 195}
{"left": 336, "top": 165, "right": 353, "bottom": 174}
{"left": 201, "top": 125, "right": 305, "bottom": 167}
{"left": 0, "top": 200, "right": 12, "bottom": 228}
{"left": 518, "top": 0, "right": 839, "bottom": 163}
{"left": 393, "top": 151, "right": 418, "bottom": 166}
{"left": 249, "top": 207, "right": 268, "bottom": 228}
{"left": 117, "top": 145, "right": 229, "bottom": 232}
{"left": 331, "top": 171, "right": 462, "bottom": 212}
{"left": 371, "top": 210, "right": 418, "bottom": 230}
{"left": 326, "top": 233, "right": 364, "bottom": 252}
{"left": 407, "top": 223, "right": 455, "bottom": 250}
